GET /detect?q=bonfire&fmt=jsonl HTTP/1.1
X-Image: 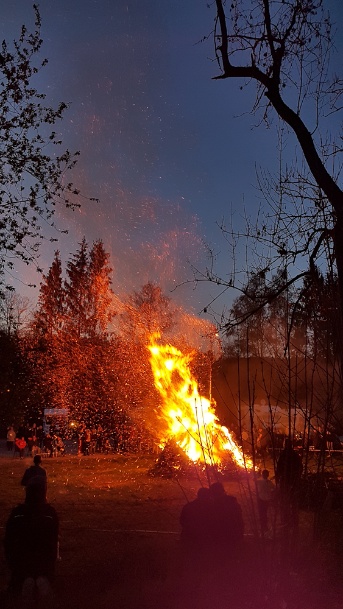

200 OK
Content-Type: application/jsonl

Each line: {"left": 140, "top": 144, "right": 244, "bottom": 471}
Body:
{"left": 148, "top": 337, "right": 254, "bottom": 475}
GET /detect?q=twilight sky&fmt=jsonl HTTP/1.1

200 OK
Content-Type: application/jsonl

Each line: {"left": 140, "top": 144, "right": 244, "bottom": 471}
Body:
{"left": 1, "top": 1, "right": 343, "bottom": 323}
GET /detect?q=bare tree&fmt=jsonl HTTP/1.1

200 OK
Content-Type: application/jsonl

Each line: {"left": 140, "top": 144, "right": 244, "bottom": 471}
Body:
{"left": 207, "top": 0, "right": 343, "bottom": 323}
{"left": 0, "top": 292, "right": 31, "bottom": 336}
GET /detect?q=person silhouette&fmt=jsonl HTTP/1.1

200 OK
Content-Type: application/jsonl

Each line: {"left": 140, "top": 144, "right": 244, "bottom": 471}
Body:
{"left": 276, "top": 438, "right": 303, "bottom": 525}
{"left": 4, "top": 479, "right": 59, "bottom": 608}
{"left": 21, "top": 454, "right": 47, "bottom": 490}
{"left": 209, "top": 482, "right": 244, "bottom": 549}
{"left": 180, "top": 487, "right": 212, "bottom": 551}
{"left": 256, "top": 469, "right": 275, "bottom": 535}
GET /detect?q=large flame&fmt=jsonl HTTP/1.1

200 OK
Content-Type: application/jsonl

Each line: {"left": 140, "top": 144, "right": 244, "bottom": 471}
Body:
{"left": 148, "top": 338, "right": 253, "bottom": 470}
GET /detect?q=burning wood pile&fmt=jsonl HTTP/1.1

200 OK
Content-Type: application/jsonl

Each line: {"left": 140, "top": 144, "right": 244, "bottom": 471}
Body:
{"left": 148, "top": 440, "right": 194, "bottom": 478}
{"left": 147, "top": 337, "right": 254, "bottom": 476}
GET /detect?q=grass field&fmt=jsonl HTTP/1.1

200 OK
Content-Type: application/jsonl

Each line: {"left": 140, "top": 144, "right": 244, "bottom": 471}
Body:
{"left": 1, "top": 452, "right": 343, "bottom": 609}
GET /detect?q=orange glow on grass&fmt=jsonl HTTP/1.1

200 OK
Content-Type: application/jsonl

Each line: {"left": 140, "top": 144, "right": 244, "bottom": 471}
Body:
{"left": 148, "top": 338, "right": 253, "bottom": 470}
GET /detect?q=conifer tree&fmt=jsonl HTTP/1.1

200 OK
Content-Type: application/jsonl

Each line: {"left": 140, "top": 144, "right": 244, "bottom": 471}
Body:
{"left": 29, "top": 239, "right": 117, "bottom": 420}
{"left": 64, "top": 238, "right": 90, "bottom": 339}
{"left": 34, "top": 251, "right": 64, "bottom": 337}
{"left": 88, "top": 240, "right": 115, "bottom": 337}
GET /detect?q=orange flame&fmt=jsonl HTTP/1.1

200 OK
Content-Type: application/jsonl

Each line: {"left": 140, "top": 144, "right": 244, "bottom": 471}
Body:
{"left": 148, "top": 338, "right": 253, "bottom": 470}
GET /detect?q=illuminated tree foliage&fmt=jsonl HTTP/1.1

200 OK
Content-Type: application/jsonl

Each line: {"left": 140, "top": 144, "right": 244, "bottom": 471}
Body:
{"left": 113, "top": 283, "right": 178, "bottom": 431}
{"left": 64, "top": 238, "right": 90, "bottom": 339}
{"left": 34, "top": 251, "right": 64, "bottom": 336}
{"left": 28, "top": 256, "right": 181, "bottom": 430}
{"left": 88, "top": 239, "right": 116, "bottom": 337}
{"left": 0, "top": 5, "right": 82, "bottom": 288}
{"left": 27, "top": 239, "right": 117, "bottom": 420}
{"left": 63, "top": 238, "right": 115, "bottom": 339}
{"left": 121, "top": 282, "right": 176, "bottom": 343}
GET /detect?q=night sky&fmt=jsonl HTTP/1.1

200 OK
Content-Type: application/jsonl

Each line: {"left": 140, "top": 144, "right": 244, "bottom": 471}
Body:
{"left": 1, "top": 1, "right": 343, "bottom": 322}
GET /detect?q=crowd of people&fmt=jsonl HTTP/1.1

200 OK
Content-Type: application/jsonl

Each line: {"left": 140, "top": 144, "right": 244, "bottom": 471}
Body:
{"left": 75, "top": 421, "right": 151, "bottom": 456}
{"left": 6, "top": 424, "right": 65, "bottom": 459}
{"left": 6, "top": 419, "right": 156, "bottom": 459}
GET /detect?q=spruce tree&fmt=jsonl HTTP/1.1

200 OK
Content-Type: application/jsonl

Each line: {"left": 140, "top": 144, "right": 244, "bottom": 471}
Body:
{"left": 65, "top": 238, "right": 90, "bottom": 339}
{"left": 88, "top": 240, "right": 115, "bottom": 337}
{"left": 34, "top": 251, "right": 64, "bottom": 337}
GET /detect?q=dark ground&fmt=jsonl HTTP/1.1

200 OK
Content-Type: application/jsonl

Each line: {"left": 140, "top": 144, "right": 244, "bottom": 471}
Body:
{"left": 1, "top": 447, "right": 343, "bottom": 609}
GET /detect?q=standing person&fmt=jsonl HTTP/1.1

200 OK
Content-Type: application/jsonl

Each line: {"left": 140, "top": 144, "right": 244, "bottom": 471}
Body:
{"left": 77, "top": 422, "right": 85, "bottom": 455}
{"left": 256, "top": 469, "right": 275, "bottom": 536}
{"left": 31, "top": 433, "right": 40, "bottom": 457}
{"left": 276, "top": 437, "right": 303, "bottom": 525}
{"left": 43, "top": 432, "right": 54, "bottom": 458}
{"left": 179, "top": 486, "right": 214, "bottom": 584}
{"left": 14, "top": 436, "right": 26, "bottom": 459}
{"left": 54, "top": 434, "right": 65, "bottom": 456}
{"left": 21, "top": 455, "right": 47, "bottom": 490}
{"left": 209, "top": 482, "right": 244, "bottom": 549}
{"left": 4, "top": 479, "right": 59, "bottom": 608}
{"left": 26, "top": 427, "right": 35, "bottom": 457}
{"left": 180, "top": 487, "right": 213, "bottom": 552}
{"left": 6, "top": 426, "right": 16, "bottom": 452}
{"left": 205, "top": 481, "right": 245, "bottom": 591}
{"left": 83, "top": 427, "right": 91, "bottom": 455}
{"left": 256, "top": 427, "right": 263, "bottom": 456}
{"left": 103, "top": 436, "right": 111, "bottom": 454}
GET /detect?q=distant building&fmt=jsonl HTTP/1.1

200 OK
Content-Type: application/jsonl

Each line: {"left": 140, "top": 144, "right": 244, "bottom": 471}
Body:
{"left": 212, "top": 356, "right": 342, "bottom": 438}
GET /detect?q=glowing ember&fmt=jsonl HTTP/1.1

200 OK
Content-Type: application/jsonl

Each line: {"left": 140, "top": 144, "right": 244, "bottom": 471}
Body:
{"left": 148, "top": 338, "right": 253, "bottom": 470}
